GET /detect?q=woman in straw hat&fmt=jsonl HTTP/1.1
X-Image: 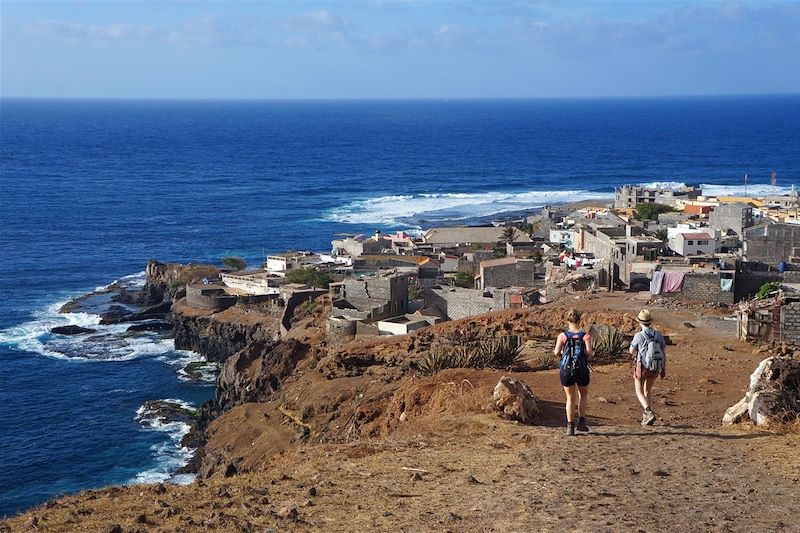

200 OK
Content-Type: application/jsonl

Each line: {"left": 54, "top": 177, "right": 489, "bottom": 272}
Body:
{"left": 629, "top": 309, "right": 666, "bottom": 426}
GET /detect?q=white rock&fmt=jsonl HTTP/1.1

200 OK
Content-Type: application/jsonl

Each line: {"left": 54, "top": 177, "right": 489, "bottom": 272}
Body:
{"left": 493, "top": 376, "right": 538, "bottom": 424}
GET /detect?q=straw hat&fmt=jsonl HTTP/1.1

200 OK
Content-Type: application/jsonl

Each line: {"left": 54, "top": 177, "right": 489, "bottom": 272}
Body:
{"left": 637, "top": 309, "right": 652, "bottom": 324}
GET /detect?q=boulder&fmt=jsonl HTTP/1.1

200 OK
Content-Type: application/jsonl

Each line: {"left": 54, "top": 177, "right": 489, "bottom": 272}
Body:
{"left": 126, "top": 321, "right": 173, "bottom": 333}
{"left": 723, "top": 356, "right": 800, "bottom": 426}
{"left": 493, "top": 376, "right": 538, "bottom": 424}
{"left": 51, "top": 325, "right": 97, "bottom": 335}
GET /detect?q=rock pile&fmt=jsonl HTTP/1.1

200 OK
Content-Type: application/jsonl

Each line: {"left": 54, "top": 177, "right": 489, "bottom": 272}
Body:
{"left": 723, "top": 356, "right": 800, "bottom": 426}
{"left": 493, "top": 376, "right": 538, "bottom": 424}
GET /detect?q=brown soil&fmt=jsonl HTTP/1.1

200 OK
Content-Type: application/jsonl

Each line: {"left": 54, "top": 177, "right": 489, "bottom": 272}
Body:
{"left": 4, "top": 294, "right": 800, "bottom": 532}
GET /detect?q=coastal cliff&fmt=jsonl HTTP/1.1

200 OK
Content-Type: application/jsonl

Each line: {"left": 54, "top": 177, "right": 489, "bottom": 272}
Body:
{"left": 171, "top": 298, "right": 280, "bottom": 364}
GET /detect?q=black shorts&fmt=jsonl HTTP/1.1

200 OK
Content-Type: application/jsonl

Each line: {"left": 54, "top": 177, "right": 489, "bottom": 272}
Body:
{"left": 559, "top": 366, "right": 590, "bottom": 387}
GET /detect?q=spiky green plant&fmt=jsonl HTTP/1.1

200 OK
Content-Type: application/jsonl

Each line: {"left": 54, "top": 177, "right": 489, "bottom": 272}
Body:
{"left": 417, "top": 346, "right": 468, "bottom": 376}
{"left": 475, "top": 335, "right": 523, "bottom": 369}
{"left": 591, "top": 327, "right": 626, "bottom": 362}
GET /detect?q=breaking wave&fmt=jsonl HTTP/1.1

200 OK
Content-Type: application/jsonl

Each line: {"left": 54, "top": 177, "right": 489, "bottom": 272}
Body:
{"left": 131, "top": 399, "right": 197, "bottom": 485}
{"left": 324, "top": 188, "right": 613, "bottom": 225}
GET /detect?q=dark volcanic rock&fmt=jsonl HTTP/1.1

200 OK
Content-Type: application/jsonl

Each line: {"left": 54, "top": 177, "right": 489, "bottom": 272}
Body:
{"left": 99, "top": 305, "right": 134, "bottom": 325}
{"left": 126, "top": 321, "right": 174, "bottom": 333}
{"left": 51, "top": 325, "right": 97, "bottom": 335}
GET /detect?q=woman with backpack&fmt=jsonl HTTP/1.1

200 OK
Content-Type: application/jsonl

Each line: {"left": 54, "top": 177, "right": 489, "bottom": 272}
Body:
{"left": 629, "top": 309, "right": 667, "bottom": 426}
{"left": 553, "top": 308, "right": 592, "bottom": 436}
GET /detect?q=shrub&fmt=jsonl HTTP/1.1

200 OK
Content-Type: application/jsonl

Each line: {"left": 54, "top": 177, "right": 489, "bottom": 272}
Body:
{"left": 285, "top": 267, "right": 332, "bottom": 288}
{"left": 452, "top": 271, "right": 474, "bottom": 288}
{"left": 222, "top": 256, "right": 246, "bottom": 270}
{"left": 474, "top": 335, "right": 523, "bottom": 369}
{"left": 591, "top": 327, "right": 627, "bottom": 362}
{"left": 756, "top": 281, "right": 781, "bottom": 300}
{"left": 635, "top": 203, "right": 674, "bottom": 221}
{"left": 417, "top": 335, "right": 523, "bottom": 376}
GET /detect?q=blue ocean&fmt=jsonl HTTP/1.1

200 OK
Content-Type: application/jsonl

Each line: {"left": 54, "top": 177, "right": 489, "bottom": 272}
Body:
{"left": 1, "top": 96, "right": 799, "bottom": 516}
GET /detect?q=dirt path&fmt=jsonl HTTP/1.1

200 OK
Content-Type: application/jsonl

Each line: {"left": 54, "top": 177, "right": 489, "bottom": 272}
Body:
{"left": 5, "top": 415, "right": 798, "bottom": 532}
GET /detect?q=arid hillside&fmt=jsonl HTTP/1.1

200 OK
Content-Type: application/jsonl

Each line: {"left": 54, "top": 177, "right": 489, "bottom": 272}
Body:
{"left": 4, "top": 294, "right": 799, "bottom": 532}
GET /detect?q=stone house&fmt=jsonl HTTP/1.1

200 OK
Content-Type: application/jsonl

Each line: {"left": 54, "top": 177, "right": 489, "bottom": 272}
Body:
{"left": 329, "top": 273, "right": 409, "bottom": 322}
{"left": 708, "top": 202, "right": 754, "bottom": 237}
{"left": 743, "top": 222, "right": 800, "bottom": 267}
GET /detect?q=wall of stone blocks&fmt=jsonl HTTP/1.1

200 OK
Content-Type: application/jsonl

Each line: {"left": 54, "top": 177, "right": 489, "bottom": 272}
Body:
{"left": 659, "top": 273, "right": 734, "bottom": 305}
{"left": 425, "top": 289, "right": 501, "bottom": 320}
{"left": 484, "top": 263, "right": 516, "bottom": 288}
{"left": 780, "top": 302, "right": 800, "bottom": 343}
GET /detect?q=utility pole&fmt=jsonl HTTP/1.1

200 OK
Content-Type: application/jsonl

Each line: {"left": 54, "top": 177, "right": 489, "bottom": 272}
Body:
{"left": 744, "top": 173, "right": 749, "bottom": 197}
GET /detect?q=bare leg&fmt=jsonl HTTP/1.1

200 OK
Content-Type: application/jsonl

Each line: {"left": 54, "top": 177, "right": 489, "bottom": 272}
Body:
{"left": 563, "top": 385, "right": 577, "bottom": 422}
{"left": 577, "top": 386, "right": 589, "bottom": 418}
{"left": 643, "top": 376, "right": 658, "bottom": 407}
{"left": 634, "top": 378, "right": 649, "bottom": 410}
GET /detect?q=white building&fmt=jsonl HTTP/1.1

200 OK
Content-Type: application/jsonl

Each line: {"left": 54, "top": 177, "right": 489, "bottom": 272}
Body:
{"left": 549, "top": 229, "right": 575, "bottom": 248}
{"left": 266, "top": 251, "right": 317, "bottom": 275}
{"left": 376, "top": 314, "right": 441, "bottom": 335}
{"left": 220, "top": 270, "right": 284, "bottom": 295}
{"left": 670, "top": 231, "right": 716, "bottom": 256}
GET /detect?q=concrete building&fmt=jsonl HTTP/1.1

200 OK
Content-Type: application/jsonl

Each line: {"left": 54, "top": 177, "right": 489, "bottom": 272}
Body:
{"left": 708, "top": 202, "right": 754, "bottom": 236}
{"left": 549, "top": 229, "right": 576, "bottom": 248}
{"left": 614, "top": 185, "right": 701, "bottom": 209}
{"left": 376, "top": 314, "right": 442, "bottom": 335}
{"left": 421, "top": 227, "right": 532, "bottom": 247}
{"left": 331, "top": 231, "right": 391, "bottom": 258}
{"left": 670, "top": 231, "right": 716, "bottom": 257}
{"left": 476, "top": 257, "right": 541, "bottom": 290}
{"left": 744, "top": 222, "right": 800, "bottom": 266}
{"left": 265, "top": 251, "right": 318, "bottom": 274}
{"left": 329, "top": 273, "right": 409, "bottom": 321}
{"left": 424, "top": 286, "right": 526, "bottom": 320}
{"left": 221, "top": 270, "right": 284, "bottom": 295}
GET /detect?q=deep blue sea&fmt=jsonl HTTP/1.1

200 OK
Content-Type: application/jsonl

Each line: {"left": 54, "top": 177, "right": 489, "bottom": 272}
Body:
{"left": 1, "top": 96, "right": 799, "bottom": 516}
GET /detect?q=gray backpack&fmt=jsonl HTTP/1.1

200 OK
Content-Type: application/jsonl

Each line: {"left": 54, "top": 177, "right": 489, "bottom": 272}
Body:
{"left": 642, "top": 330, "right": 665, "bottom": 372}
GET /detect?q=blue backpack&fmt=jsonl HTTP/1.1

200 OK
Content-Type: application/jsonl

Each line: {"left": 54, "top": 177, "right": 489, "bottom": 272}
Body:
{"left": 560, "top": 331, "right": 586, "bottom": 378}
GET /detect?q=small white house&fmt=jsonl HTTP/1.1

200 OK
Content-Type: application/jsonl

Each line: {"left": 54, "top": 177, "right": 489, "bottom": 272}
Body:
{"left": 221, "top": 270, "right": 283, "bottom": 295}
{"left": 670, "top": 231, "right": 716, "bottom": 256}
{"left": 376, "top": 314, "right": 441, "bottom": 335}
{"left": 549, "top": 229, "right": 575, "bottom": 248}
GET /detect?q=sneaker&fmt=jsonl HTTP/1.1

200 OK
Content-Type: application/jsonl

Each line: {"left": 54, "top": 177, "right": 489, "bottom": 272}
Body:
{"left": 566, "top": 422, "right": 576, "bottom": 436}
{"left": 576, "top": 417, "right": 590, "bottom": 432}
{"left": 641, "top": 409, "right": 656, "bottom": 426}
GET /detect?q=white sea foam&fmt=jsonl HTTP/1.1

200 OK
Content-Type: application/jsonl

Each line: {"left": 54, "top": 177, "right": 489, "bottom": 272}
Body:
{"left": 637, "top": 181, "right": 689, "bottom": 189}
{"left": 325, "top": 189, "right": 613, "bottom": 225}
{"left": 699, "top": 183, "right": 794, "bottom": 198}
{"left": 132, "top": 398, "right": 198, "bottom": 485}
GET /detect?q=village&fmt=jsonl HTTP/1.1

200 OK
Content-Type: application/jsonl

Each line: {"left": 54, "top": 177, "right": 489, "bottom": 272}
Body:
{"left": 188, "top": 183, "right": 800, "bottom": 346}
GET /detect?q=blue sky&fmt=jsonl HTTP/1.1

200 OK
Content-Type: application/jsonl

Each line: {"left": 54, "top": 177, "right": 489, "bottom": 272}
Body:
{"left": 1, "top": 1, "right": 799, "bottom": 98}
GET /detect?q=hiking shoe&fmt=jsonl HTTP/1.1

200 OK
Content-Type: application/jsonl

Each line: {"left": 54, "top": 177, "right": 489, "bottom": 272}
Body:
{"left": 566, "top": 422, "right": 576, "bottom": 436}
{"left": 641, "top": 410, "right": 656, "bottom": 426}
{"left": 576, "top": 417, "right": 590, "bottom": 432}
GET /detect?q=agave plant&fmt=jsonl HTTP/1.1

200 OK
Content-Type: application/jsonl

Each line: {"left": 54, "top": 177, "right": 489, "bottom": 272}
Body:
{"left": 475, "top": 335, "right": 523, "bottom": 369}
{"left": 418, "top": 346, "right": 469, "bottom": 376}
{"left": 591, "top": 327, "right": 627, "bottom": 361}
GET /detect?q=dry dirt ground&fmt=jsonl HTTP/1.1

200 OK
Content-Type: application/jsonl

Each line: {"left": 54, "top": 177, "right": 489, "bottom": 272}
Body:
{"left": 4, "top": 294, "right": 800, "bottom": 532}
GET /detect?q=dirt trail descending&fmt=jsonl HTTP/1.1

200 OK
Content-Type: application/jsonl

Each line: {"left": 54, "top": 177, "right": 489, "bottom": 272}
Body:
{"left": 4, "top": 415, "right": 798, "bottom": 532}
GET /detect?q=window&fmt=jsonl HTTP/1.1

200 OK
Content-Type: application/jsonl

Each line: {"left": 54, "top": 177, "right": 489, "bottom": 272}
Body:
{"left": 698, "top": 240, "right": 708, "bottom": 245}
{"left": 687, "top": 240, "right": 694, "bottom": 245}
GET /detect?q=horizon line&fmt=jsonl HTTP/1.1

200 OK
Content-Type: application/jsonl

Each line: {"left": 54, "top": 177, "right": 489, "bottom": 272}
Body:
{"left": 2, "top": 91, "right": 799, "bottom": 103}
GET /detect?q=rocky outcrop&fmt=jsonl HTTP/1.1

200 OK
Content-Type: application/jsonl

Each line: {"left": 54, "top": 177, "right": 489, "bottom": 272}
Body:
{"left": 723, "top": 356, "right": 800, "bottom": 426}
{"left": 139, "top": 260, "right": 216, "bottom": 306}
{"left": 172, "top": 302, "right": 279, "bottom": 364}
{"left": 493, "top": 376, "right": 538, "bottom": 424}
{"left": 214, "top": 338, "right": 309, "bottom": 414}
{"left": 51, "top": 325, "right": 97, "bottom": 335}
